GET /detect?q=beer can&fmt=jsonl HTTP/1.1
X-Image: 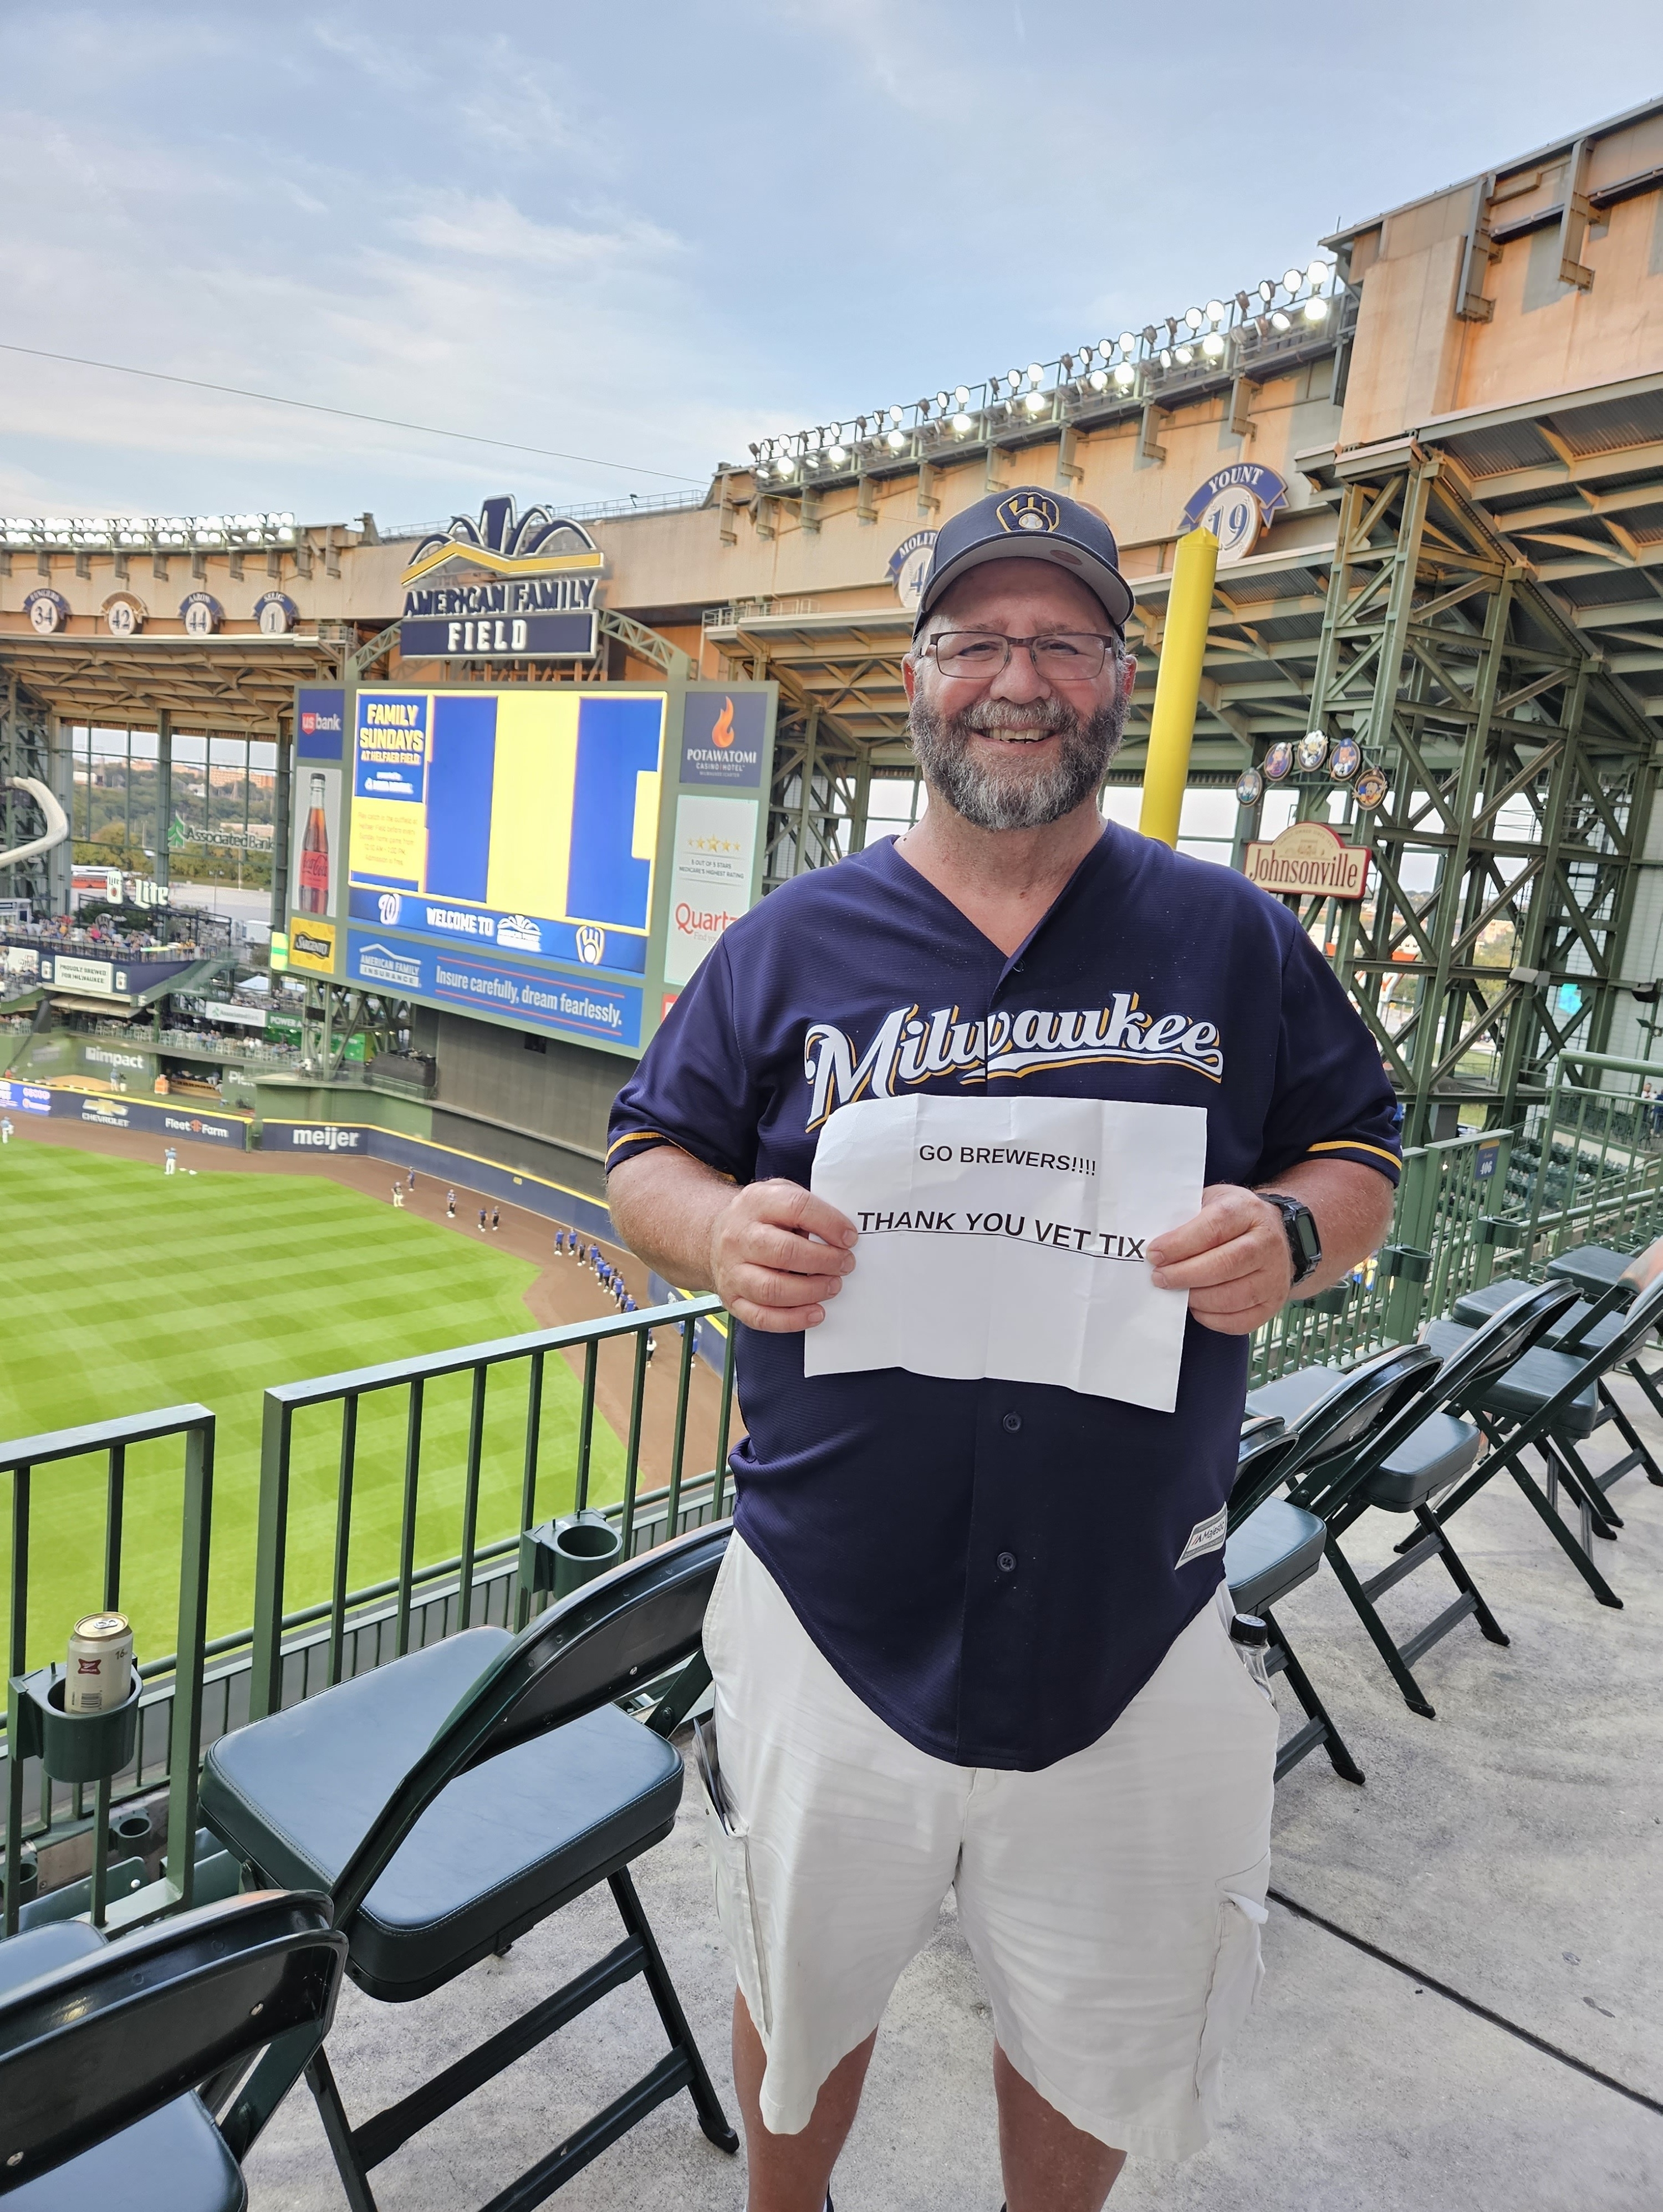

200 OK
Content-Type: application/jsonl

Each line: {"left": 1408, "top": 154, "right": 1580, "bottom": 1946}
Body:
{"left": 65, "top": 1614, "right": 134, "bottom": 1715}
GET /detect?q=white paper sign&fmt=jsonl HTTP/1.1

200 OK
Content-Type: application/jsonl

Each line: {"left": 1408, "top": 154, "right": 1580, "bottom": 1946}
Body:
{"left": 804, "top": 1094, "right": 1207, "bottom": 1412}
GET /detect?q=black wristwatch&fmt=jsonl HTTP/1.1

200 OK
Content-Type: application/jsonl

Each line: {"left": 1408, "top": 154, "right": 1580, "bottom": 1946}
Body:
{"left": 1258, "top": 1191, "right": 1323, "bottom": 1287}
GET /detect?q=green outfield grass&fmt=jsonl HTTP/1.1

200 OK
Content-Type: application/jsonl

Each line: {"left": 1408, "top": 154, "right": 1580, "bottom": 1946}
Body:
{"left": 0, "top": 1143, "right": 623, "bottom": 1671}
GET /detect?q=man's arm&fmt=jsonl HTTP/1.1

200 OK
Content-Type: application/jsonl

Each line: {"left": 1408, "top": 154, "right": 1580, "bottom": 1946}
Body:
{"left": 608, "top": 1146, "right": 857, "bottom": 1333}
{"left": 1146, "top": 1159, "right": 1395, "bottom": 1337}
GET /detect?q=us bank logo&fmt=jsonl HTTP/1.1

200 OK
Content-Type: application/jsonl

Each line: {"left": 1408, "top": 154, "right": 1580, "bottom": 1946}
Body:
{"left": 681, "top": 694, "right": 765, "bottom": 788}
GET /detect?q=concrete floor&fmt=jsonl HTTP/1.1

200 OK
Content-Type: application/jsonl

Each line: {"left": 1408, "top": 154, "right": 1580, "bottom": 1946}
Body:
{"left": 244, "top": 1375, "right": 1663, "bottom": 2212}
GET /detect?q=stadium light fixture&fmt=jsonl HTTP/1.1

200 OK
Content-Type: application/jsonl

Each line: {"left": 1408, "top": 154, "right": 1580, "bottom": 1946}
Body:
{"left": 1024, "top": 389, "right": 1047, "bottom": 413}
{"left": 936, "top": 390, "right": 950, "bottom": 409}
{"left": 1257, "top": 280, "right": 1275, "bottom": 303}
{"left": 1008, "top": 370, "right": 1023, "bottom": 391}
{"left": 1113, "top": 363, "right": 1136, "bottom": 388}
{"left": 1121, "top": 332, "right": 1139, "bottom": 354}
{"left": 1159, "top": 348, "right": 1174, "bottom": 368}
{"left": 1205, "top": 299, "right": 1226, "bottom": 324}
{"left": 1182, "top": 307, "right": 1203, "bottom": 330}
{"left": 1201, "top": 333, "right": 1225, "bottom": 358}
{"left": 1282, "top": 267, "right": 1303, "bottom": 294}
{"left": 954, "top": 385, "right": 970, "bottom": 405}
{"left": 1307, "top": 260, "right": 1328, "bottom": 288}
{"left": 1027, "top": 363, "right": 1044, "bottom": 385}
{"left": 1303, "top": 297, "right": 1329, "bottom": 321}
{"left": 888, "top": 405, "right": 904, "bottom": 425}
{"left": 1175, "top": 345, "right": 1193, "bottom": 365}
{"left": 828, "top": 444, "right": 848, "bottom": 466}
{"left": 1087, "top": 368, "right": 1108, "bottom": 391}
{"left": 951, "top": 411, "right": 975, "bottom": 435}
{"left": 1270, "top": 310, "right": 1292, "bottom": 331}
{"left": 886, "top": 428, "right": 907, "bottom": 450}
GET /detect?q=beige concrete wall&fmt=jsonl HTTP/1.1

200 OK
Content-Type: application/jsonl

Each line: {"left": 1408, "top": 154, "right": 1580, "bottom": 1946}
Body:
{"left": 1335, "top": 109, "right": 1663, "bottom": 448}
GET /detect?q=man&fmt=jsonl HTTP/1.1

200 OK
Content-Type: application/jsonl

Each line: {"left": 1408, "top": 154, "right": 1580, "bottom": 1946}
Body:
{"left": 608, "top": 486, "right": 1398, "bottom": 2212}
{"left": 446, "top": 1188, "right": 457, "bottom": 1219}
{"left": 163, "top": 1145, "right": 177, "bottom": 1176}
{"left": 1, "top": 1115, "right": 11, "bottom": 1145}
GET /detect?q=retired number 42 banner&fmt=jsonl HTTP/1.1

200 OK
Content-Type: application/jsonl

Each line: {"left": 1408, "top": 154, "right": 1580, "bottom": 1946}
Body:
{"left": 803, "top": 1093, "right": 1207, "bottom": 1413}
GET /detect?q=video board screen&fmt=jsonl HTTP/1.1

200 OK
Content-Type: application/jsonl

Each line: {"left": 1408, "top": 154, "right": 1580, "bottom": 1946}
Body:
{"left": 349, "top": 689, "right": 664, "bottom": 974}
{"left": 288, "top": 680, "right": 776, "bottom": 1058}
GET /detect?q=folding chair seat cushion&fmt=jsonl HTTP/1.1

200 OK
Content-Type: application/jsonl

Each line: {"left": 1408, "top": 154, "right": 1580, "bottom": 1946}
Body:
{"left": 1225, "top": 1499, "right": 1326, "bottom": 1614}
{"left": 1452, "top": 1279, "right": 1629, "bottom": 1353}
{"left": 1360, "top": 1410, "right": 1483, "bottom": 1510}
{"left": 201, "top": 1627, "right": 683, "bottom": 2002}
{"left": 1244, "top": 1364, "right": 1344, "bottom": 1425}
{"left": 0, "top": 1921, "right": 244, "bottom": 2212}
{"left": 1425, "top": 1319, "right": 1600, "bottom": 1438}
{"left": 1545, "top": 1245, "right": 1630, "bottom": 1301}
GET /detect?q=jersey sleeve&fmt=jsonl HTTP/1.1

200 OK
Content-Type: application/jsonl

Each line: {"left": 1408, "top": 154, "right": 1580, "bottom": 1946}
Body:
{"left": 1254, "top": 924, "right": 1404, "bottom": 1187}
{"left": 606, "top": 942, "right": 761, "bottom": 1185}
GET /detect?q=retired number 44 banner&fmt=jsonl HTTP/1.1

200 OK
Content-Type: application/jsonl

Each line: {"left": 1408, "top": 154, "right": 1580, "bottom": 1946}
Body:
{"left": 803, "top": 1094, "right": 1207, "bottom": 1413}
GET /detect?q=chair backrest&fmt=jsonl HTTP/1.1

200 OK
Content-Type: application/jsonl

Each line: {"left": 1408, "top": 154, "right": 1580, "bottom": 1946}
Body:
{"left": 0, "top": 1890, "right": 343, "bottom": 2196}
{"left": 1561, "top": 1265, "right": 1663, "bottom": 1392}
{"left": 1243, "top": 1342, "right": 1442, "bottom": 1526}
{"left": 1434, "top": 1281, "right": 1579, "bottom": 1405}
{"left": 1229, "top": 1416, "right": 1292, "bottom": 1526}
{"left": 329, "top": 1520, "right": 732, "bottom": 1926}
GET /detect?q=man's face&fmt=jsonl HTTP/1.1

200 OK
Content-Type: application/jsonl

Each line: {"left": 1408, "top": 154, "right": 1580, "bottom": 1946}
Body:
{"left": 902, "top": 559, "right": 1136, "bottom": 832}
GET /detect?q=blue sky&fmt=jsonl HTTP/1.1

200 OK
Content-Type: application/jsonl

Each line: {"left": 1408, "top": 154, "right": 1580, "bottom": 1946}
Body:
{"left": 2, "top": 2, "right": 1660, "bottom": 525}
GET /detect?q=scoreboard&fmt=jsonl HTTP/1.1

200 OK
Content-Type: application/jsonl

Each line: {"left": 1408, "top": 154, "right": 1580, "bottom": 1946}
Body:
{"left": 283, "top": 679, "right": 776, "bottom": 1057}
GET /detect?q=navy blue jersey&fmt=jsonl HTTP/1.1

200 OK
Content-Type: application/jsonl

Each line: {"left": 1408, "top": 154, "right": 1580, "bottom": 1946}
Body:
{"left": 609, "top": 826, "right": 1400, "bottom": 1770}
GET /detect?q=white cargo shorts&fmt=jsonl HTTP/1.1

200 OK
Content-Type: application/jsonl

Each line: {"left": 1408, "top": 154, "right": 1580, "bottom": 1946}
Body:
{"left": 700, "top": 1532, "right": 1278, "bottom": 2161}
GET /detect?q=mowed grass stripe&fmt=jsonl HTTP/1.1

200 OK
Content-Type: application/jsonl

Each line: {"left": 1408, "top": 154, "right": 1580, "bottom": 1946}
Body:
{"left": 0, "top": 1144, "right": 624, "bottom": 1668}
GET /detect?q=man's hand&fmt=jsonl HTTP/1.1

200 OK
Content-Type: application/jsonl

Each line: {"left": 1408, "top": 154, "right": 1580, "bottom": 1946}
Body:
{"left": 710, "top": 1178, "right": 858, "bottom": 1333}
{"left": 1147, "top": 1185, "right": 1293, "bottom": 1336}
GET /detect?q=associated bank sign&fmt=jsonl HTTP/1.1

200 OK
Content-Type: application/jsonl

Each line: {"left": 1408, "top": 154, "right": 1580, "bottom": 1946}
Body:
{"left": 399, "top": 496, "right": 604, "bottom": 660}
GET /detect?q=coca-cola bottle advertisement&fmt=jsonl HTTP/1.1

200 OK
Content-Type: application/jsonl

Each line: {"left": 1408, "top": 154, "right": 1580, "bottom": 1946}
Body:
{"left": 290, "top": 766, "right": 341, "bottom": 921}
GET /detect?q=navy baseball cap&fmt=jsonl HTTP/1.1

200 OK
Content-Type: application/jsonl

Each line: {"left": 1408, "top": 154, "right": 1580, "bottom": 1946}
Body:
{"left": 912, "top": 485, "right": 1134, "bottom": 637}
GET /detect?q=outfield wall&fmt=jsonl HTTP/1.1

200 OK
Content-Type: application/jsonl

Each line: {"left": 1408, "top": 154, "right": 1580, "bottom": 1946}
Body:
{"left": 0, "top": 1078, "right": 249, "bottom": 1148}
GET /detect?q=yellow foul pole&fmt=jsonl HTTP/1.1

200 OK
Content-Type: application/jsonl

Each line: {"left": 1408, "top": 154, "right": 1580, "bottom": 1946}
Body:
{"left": 1137, "top": 524, "right": 1218, "bottom": 847}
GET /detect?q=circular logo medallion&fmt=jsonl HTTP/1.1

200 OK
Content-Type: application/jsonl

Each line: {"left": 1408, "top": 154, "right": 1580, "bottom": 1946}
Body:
{"left": 1329, "top": 737, "right": 1361, "bottom": 782}
{"left": 1296, "top": 730, "right": 1329, "bottom": 773}
{"left": 1262, "top": 741, "right": 1294, "bottom": 782}
{"left": 1235, "top": 767, "right": 1264, "bottom": 807}
{"left": 1353, "top": 766, "right": 1389, "bottom": 810}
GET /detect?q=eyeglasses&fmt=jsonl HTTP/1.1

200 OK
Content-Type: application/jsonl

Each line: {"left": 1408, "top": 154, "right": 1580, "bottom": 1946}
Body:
{"left": 922, "top": 631, "right": 1120, "bottom": 681}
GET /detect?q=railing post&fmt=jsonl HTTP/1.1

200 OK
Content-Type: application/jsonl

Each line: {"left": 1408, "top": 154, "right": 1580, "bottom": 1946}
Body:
{"left": 248, "top": 1393, "right": 290, "bottom": 1724}
{"left": 164, "top": 1418, "right": 215, "bottom": 1912}
{"left": 1381, "top": 1148, "right": 1430, "bottom": 1342}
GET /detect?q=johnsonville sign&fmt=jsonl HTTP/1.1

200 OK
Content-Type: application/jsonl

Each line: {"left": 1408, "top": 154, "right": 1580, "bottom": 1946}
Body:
{"left": 1243, "top": 820, "right": 1370, "bottom": 899}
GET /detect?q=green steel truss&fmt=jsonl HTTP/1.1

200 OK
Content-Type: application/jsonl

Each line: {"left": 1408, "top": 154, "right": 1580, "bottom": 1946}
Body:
{"left": 1294, "top": 444, "right": 1657, "bottom": 1143}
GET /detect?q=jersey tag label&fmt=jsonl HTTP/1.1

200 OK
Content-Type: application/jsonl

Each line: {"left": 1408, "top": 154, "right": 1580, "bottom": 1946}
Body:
{"left": 1177, "top": 1506, "right": 1228, "bottom": 1568}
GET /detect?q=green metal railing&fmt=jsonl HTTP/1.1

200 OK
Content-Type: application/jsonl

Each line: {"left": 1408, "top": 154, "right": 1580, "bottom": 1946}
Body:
{"left": 3, "top": 1406, "right": 214, "bottom": 1937}
{"left": 1248, "top": 1127, "right": 1507, "bottom": 1384}
{"left": 1485, "top": 1052, "right": 1663, "bottom": 1280}
{"left": 247, "top": 1298, "right": 734, "bottom": 1725}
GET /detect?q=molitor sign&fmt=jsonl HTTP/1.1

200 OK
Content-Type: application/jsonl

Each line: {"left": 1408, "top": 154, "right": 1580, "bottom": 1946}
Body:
{"left": 398, "top": 496, "right": 604, "bottom": 659}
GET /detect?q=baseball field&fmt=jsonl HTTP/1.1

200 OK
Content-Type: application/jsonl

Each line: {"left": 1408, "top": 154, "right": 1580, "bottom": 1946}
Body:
{"left": 0, "top": 1141, "right": 625, "bottom": 1670}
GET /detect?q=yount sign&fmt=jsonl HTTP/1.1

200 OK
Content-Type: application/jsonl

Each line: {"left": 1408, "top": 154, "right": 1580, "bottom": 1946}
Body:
{"left": 1243, "top": 820, "right": 1370, "bottom": 899}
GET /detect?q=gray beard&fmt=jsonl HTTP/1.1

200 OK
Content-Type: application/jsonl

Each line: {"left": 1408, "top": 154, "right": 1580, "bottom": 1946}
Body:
{"left": 907, "top": 685, "right": 1129, "bottom": 832}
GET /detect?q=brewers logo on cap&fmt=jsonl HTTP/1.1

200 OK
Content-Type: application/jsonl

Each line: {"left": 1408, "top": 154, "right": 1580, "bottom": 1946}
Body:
{"left": 995, "top": 491, "right": 1061, "bottom": 536}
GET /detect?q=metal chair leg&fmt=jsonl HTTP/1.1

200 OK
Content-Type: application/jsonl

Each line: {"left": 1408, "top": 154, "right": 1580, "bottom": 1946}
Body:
{"left": 608, "top": 1869, "right": 738, "bottom": 2153}
{"left": 1262, "top": 1607, "right": 1364, "bottom": 1786}
{"left": 306, "top": 2046, "right": 380, "bottom": 2212}
{"left": 1508, "top": 1456, "right": 1624, "bottom": 1608}
{"left": 1323, "top": 1536, "right": 1437, "bottom": 1719}
{"left": 1419, "top": 1502, "right": 1509, "bottom": 1647}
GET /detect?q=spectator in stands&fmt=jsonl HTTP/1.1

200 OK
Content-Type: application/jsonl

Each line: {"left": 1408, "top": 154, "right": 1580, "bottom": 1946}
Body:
{"left": 606, "top": 490, "right": 1400, "bottom": 2212}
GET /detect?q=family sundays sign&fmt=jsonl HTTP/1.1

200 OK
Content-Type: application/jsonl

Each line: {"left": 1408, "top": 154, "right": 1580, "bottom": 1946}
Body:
{"left": 1242, "top": 820, "right": 1370, "bottom": 900}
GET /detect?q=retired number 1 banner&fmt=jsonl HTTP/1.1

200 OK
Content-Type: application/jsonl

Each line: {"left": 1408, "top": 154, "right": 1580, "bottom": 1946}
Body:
{"left": 803, "top": 1093, "right": 1207, "bottom": 1412}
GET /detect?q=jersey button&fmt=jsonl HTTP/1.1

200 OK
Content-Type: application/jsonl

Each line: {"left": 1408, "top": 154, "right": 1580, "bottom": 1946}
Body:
{"left": 996, "top": 1550, "right": 1018, "bottom": 1574}
{"left": 1002, "top": 1411, "right": 1022, "bottom": 1433}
